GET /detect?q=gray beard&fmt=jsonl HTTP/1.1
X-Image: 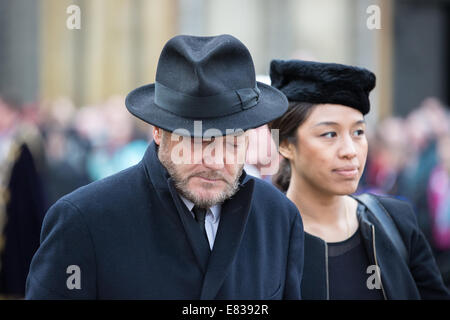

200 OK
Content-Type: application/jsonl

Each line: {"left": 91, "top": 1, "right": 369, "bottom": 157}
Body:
{"left": 158, "top": 144, "right": 244, "bottom": 209}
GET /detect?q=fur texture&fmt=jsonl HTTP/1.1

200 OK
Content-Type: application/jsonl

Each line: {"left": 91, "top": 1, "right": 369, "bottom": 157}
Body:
{"left": 270, "top": 59, "right": 376, "bottom": 115}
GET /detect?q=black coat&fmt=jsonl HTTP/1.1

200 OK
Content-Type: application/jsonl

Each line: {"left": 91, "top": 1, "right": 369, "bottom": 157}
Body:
{"left": 302, "top": 194, "right": 450, "bottom": 300}
{"left": 25, "top": 141, "right": 304, "bottom": 299}
{"left": 0, "top": 143, "right": 46, "bottom": 297}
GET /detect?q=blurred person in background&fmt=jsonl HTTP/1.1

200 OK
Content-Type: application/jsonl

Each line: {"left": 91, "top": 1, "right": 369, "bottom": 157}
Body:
{"left": 40, "top": 95, "right": 151, "bottom": 207}
{"left": 0, "top": 94, "right": 46, "bottom": 298}
{"left": 361, "top": 117, "right": 409, "bottom": 196}
{"left": 39, "top": 98, "right": 91, "bottom": 207}
{"left": 361, "top": 98, "right": 450, "bottom": 283}
{"left": 428, "top": 128, "right": 450, "bottom": 288}
{"left": 398, "top": 99, "right": 449, "bottom": 241}
{"left": 243, "top": 76, "right": 283, "bottom": 182}
{"left": 244, "top": 124, "right": 281, "bottom": 182}
{"left": 85, "top": 96, "right": 148, "bottom": 181}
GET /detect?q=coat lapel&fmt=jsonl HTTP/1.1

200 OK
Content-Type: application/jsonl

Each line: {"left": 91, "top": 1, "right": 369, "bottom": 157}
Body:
{"left": 357, "top": 203, "right": 420, "bottom": 299}
{"left": 143, "top": 142, "right": 210, "bottom": 273}
{"left": 167, "top": 177, "right": 211, "bottom": 273}
{"left": 200, "top": 178, "right": 255, "bottom": 300}
{"left": 143, "top": 141, "right": 257, "bottom": 298}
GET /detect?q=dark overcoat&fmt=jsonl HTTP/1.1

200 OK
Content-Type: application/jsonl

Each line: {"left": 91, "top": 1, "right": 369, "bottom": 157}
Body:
{"left": 26, "top": 141, "right": 304, "bottom": 299}
{"left": 0, "top": 143, "right": 46, "bottom": 297}
{"left": 302, "top": 195, "right": 450, "bottom": 300}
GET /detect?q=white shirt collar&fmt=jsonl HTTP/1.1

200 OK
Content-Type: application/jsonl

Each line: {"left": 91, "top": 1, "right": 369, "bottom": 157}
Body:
{"left": 179, "top": 194, "right": 221, "bottom": 223}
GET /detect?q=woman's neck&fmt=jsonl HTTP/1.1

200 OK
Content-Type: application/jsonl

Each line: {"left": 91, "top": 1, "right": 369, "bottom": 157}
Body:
{"left": 287, "top": 176, "right": 345, "bottom": 223}
{"left": 286, "top": 172, "right": 360, "bottom": 242}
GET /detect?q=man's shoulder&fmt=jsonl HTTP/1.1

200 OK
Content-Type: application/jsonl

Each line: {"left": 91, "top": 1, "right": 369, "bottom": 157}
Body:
{"left": 251, "top": 176, "right": 288, "bottom": 197}
{"left": 244, "top": 177, "right": 302, "bottom": 232}
{"left": 58, "top": 163, "right": 147, "bottom": 212}
{"left": 250, "top": 176, "right": 299, "bottom": 212}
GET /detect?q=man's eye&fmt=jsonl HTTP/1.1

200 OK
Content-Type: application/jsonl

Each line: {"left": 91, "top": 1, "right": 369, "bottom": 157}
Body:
{"left": 321, "top": 132, "right": 336, "bottom": 138}
{"left": 193, "top": 139, "right": 204, "bottom": 145}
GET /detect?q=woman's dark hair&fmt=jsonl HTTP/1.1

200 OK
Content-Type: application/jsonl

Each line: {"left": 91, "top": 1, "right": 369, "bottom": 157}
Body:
{"left": 268, "top": 102, "right": 316, "bottom": 192}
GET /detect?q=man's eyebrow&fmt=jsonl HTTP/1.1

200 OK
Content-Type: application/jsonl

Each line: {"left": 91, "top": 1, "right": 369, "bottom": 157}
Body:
{"left": 313, "top": 119, "right": 366, "bottom": 127}
{"left": 225, "top": 131, "right": 246, "bottom": 138}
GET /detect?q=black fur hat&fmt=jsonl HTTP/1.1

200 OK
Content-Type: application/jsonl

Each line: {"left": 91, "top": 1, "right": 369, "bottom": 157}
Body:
{"left": 270, "top": 59, "right": 376, "bottom": 115}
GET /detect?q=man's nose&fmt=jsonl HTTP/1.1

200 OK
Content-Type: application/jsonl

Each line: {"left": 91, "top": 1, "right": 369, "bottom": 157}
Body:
{"left": 201, "top": 142, "right": 225, "bottom": 169}
{"left": 202, "top": 150, "right": 225, "bottom": 169}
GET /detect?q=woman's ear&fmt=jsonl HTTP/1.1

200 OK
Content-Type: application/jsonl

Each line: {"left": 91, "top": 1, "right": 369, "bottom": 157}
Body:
{"left": 278, "top": 140, "right": 295, "bottom": 160}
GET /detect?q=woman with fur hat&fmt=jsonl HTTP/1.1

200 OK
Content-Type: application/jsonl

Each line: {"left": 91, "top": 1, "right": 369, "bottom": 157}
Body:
{"left": 268, "top": 59, "right": 449, "bottom": 299}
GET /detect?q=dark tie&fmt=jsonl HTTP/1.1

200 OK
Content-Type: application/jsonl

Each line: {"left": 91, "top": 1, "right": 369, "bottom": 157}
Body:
{"left": 192, "top": 206, "right": 209, "bottom": 245}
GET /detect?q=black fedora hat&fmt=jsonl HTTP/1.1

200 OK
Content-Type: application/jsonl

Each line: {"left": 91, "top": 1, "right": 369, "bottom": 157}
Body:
{"left": 125, "top": 34, "right": 288, "bottom": 138}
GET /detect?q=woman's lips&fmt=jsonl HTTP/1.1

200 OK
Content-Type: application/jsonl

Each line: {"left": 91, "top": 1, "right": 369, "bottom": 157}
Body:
{"left": 333, "top": 167, "right": 359, "bottom": 177}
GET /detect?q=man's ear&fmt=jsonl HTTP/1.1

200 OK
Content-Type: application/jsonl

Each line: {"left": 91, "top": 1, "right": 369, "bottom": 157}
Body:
{"left": 278, "top": 140, "right": 295, "bottom": 160}
{"left": 153, "top": 126, "right": 162, "bottom": 145}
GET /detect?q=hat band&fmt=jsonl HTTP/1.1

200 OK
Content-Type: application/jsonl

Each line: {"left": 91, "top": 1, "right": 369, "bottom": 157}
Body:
{"left": 154, "top": 81, "right": 260, "bottom": 118}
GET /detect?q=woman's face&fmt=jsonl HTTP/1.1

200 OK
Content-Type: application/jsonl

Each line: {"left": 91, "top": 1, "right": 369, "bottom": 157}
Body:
{"left": 288, "top": 104, "right": 368, "bottom": 195}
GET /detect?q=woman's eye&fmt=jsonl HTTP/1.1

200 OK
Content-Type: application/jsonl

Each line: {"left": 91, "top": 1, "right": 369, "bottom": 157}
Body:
{"left": 321, "top": 132, "right": 336, "bottom": 138}
{"left": 354, "top": 129, "right": 365, "bottom": 136}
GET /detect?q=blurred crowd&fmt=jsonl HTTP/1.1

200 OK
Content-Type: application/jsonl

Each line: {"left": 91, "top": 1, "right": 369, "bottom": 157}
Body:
{"left": 0, "top": 94, "right": 449, "bottom": 296}
{"left": 0, "top": 95, "right": 151, "bottom": 296}
{"left": 37, "top": 96, "right": 151, "bottom": 205}
{"left": 359, "top": 97, "right": 450, "bottom": 285}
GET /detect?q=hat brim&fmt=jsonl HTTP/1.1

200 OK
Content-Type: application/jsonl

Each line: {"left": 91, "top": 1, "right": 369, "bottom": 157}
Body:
{"left": 125, "top": 82, "right": 288, "bottom": 138}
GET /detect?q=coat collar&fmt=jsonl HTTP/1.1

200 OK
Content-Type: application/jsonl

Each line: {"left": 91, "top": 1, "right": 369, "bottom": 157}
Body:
{"left": 355, "top": 199, "right": 420, "bottom": 299}
{"left": 142, "top": 141, "right": 255, "bottom": 299}
{"left": 302, "top": 199, "right": 420, "bottom": 300}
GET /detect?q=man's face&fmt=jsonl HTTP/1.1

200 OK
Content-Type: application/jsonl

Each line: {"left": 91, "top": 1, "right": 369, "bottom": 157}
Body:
{"left": 155, "top": 127, "right": 249, "bottom": 208}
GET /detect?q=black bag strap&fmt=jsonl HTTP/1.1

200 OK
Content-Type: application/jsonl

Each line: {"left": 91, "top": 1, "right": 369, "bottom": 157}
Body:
{"left": 355, "top": 193, "right": 408, "bottom": 265}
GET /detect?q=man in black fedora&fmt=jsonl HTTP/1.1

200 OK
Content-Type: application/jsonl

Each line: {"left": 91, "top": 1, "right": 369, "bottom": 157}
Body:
{"left": 25, "top": 34, "right": 304, "bottom": 299}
